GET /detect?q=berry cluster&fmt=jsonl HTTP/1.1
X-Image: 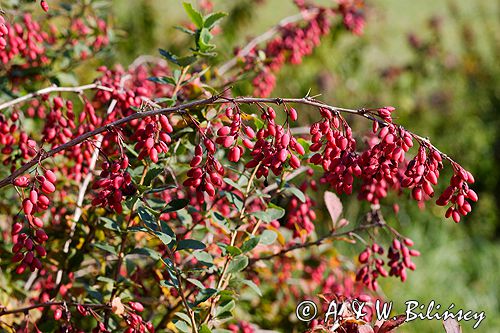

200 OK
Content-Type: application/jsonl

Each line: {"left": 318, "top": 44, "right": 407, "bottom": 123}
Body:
{"left": 11, "top": 169, "right": 56, "bottom": 273}
{"left": 184, "top": 140, "right": 225, "bottom": 204}
{"left": 387, "top": 238, "right": 420, "bottom": 282}
{"left": 215, "top": 106, "right": 245, "bottom": 163}
{"left": 1, "top": 112, "right": 37, "bottom": 168}
{"left": 356, "top": 238, "right": 420, "bottom": 290}
{"left": 91, "top": 157, "right": 134, "bottom": 213}
{"left": 123, "top": 302, "right": 154, "bottom": 333}
{"left": 42, "top": 97, "right": 77, "bottom": 147}
{"left": 285, "top": 178, "right": 317, "bottom": 239}
{"left": 357, "top": 124, "right": 413, "bottom": 204}
{"left": 0, "top": 15, "right": 8, "bottom": 49}
{"left": 245, "top": 106, "right": 303, "bottom": 177}
{"left": 337, "top": 0, "right": 365, "bottom": 35}
{"left": 437, "top": 165, "right": 477, "bottom": 222}
{"left": 132, "top": 114, "right": 173, "bottom": 163}
{"left": 403, "top": 145, "right": 442, "bottom": 201}
{"left": 228, "top": 321, "right": 254, "bottom": 333}
{"left": 0, "top": 14, "right": 52, "bottom": 67}
{"left": 1, "top": 11, "right": 109, "bottom": 85}
{"left": 310, "top": 110, "right": 358, "bottom": 194}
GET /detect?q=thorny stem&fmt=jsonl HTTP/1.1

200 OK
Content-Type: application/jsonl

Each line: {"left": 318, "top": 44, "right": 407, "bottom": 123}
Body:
{"left": 0, "top": 96, "right": 457, "bottom": 191}
{"left": 248, "top": 222, "right": 382, "bottom": 264}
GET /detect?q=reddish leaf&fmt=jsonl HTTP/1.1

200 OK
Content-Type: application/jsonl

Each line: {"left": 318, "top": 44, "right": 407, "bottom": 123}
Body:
{"left": 443, "top": 318, "right": 462, "bottom": 333}
{"left": 378, "top": 314, "right": 406, "bottom": 333}
{"left": 324, "top": 191, "right": 343, "bottom": 228}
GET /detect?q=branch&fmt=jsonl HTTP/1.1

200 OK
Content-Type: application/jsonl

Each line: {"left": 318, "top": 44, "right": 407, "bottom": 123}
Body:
{"left": 249, "top": 222, "right": 381, "bottom": 264}
{"left": 0, "top": 83, "right": 114, "bottom": 111}
{"left": 217, "top": 8, "right": 320, "bottom": 76}
{"left": 0, "top": 96, "right": 455, "bottom": 190}
{"left": 0, "top": 302, "right": 108, "bottom": 317}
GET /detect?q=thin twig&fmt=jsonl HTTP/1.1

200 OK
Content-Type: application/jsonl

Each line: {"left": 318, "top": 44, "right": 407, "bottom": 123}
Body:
{"left": 249, "top": 223, "right": 381, "bottom": 264}
{"left": 0, "top": 83, "right": 113, "bottom": 111}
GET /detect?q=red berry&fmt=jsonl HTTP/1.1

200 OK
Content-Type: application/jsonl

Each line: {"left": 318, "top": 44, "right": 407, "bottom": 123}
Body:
{"left": 41, "top": 0, "right": 49, "bottom": 12}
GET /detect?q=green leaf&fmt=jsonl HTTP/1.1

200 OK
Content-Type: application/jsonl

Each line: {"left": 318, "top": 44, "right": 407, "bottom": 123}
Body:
{"left": 158, "top": 49, "right": 197, "bottom": 67}
{"left": 129, "top": 226, "right": 148, "bottom": 232}
{"left": 260, "top": 230, "right": 277, "bottom": 245}
{"left": 183, "top": 2, "right": 204, "bottom": 28}
{"left": 147, "top": 76, "right": 176, "bottom": 85}
{"left": 154, "top": 98, "right": 177, "bottom": 107}
{"left": 177, "top": 55, "right": 199, "bottom": 66}
{"left": 99, "top": 217, "right": 121, "bottom": 232}
{"left": 250, "top": 206, "right": 285, "bottom": 223}
{"left": 174, "top": 25, "right": 196, "bottom": 35}
{"left": 241, "top": 236, "right": 260, "bottom": 253}
{"left": 160, "top": 278, "right": 179, "bottom": 288}
{"left": 138, "top": 206, "right": 157, "bottom": 230}
{"left": 162, "top": 198, "right": 189, "bottom": 213}
{"left": 93, "top": 242, "right": 117, "bottom": 255}
{"left": 227, "top": 255, "right": 248, "bottom": 273}
{"left": 286, "top": 187, "right": 306, "bottom": 203}
{"left": 198, "top": 28, "right": 215, "bottom": 52}
{"left": 129, "top": 247, "right": 163, "bottom": 261}
{"left": 242, "top": 279, "right": 262, "bottom": 296}
{"left": 223, "top": 177, "right": 245, "bottom": 192}
{"left": 175, "top": 312, "right": 192, "bottom": 324}
{"left": 97, "top": 276, "right": 116, "bottom": 285}
{"left": 204, "top": 12, "right": 227, "bottom": 30}
{"left": 199, "top": 324, "right": 212, "bottom": 333}
{"left": 225, "top": 192, "right": 244, "bottom": 212}
{"left": 177, "top": 239, "right": 206, "bottom": 251}
{"left": 193, "top": 251, "right": 214, "bottom": 266}
{"left": 225, "top": 245, "right": 242, "bottom": 256}
{"left": 194, "top": 288, "right": 217, "bottom": 305}
{"left": 187, "top": 278, "right": 206, "bottom": 289}
{"left": 215, "top": 300, "right": 236, "bottom": 317}
{"left": 154, "top": 231, "right": 173, "bottom": 245}
{"left": 161, "top": 220, "right": 175, "bottom": 237}
{"left": 175, "top": 320, "right": 191, "bottom": 333}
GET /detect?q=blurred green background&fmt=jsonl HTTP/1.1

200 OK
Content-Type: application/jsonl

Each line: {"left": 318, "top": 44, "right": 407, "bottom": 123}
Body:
{"left": 106, "top": 0, "right": 500, "bottom": 331}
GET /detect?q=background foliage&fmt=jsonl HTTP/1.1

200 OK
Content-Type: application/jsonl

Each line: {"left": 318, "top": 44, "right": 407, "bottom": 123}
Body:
{"left": 0, "top": 0, "right": 498, "bottom": 331}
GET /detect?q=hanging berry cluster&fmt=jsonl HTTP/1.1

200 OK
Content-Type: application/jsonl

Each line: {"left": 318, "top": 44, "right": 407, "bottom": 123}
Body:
{"left": 0, "top": 14, "right": 7, "bottom": 50}
{"left": 356, "top": 238, "right": 420, "bottom": 290}
{"left": 91, "top": 157, "right": 134, "bottom": 213}
{"left": 245, "top": 106, "right": 304, "bottom": 176}
{"left": 11, "top": 169, "right": 56, "bottom": 273}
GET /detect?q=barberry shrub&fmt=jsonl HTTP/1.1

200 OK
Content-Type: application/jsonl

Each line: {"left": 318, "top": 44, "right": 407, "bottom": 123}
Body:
{"left": 0, "top": 1, "right": 477, "bottom": 333}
